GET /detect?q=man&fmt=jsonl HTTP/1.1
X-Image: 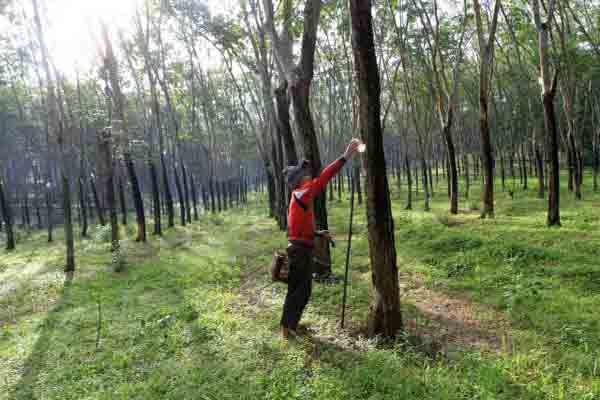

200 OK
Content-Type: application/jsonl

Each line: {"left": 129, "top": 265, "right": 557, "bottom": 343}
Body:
{"left": 280, "top": 138, "right": 362, "bottom": 338}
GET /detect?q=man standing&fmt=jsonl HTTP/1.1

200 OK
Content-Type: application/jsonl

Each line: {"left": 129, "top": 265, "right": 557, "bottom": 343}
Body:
{"left": 280, "top": 138, "right": 362, "bottom": 338}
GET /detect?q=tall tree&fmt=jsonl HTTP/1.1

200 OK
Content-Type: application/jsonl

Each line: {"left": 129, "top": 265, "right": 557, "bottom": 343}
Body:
{"left": 101, "top": 24, "right": 147, "bottom": 242}
{"left": 532, "top": 0, "right": 560, "bottom": 226}
{"left": 473, "top": 0, "right": 501, "bottom": 218}
{"left": 32, "top": 0, "right": 75, "bottom": 271}
{"left": 350, "top": 0, "right": 402, "bottom": 339}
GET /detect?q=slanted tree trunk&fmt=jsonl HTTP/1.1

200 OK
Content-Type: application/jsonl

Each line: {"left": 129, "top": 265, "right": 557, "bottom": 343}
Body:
{"left": 350, "top": 0, "right": 402, "bottom": 339}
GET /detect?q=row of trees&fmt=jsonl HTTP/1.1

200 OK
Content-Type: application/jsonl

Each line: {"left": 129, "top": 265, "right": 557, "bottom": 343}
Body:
{"left": 1, "top": 0, "right": 599, "bottom": 338}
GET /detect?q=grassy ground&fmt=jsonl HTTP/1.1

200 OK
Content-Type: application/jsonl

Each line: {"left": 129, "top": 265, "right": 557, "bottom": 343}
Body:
{"left": 1, "top": 172, "right": 600, "bottom": 399}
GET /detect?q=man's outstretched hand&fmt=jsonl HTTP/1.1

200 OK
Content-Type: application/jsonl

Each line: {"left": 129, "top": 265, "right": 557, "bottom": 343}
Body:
{"left": 344, "top": 138, "right": 363, "bottom": 160}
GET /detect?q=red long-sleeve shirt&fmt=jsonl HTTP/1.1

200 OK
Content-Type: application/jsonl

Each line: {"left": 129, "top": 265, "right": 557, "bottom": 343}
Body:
{"left": 287, "top": 157, "right": 346, "bottom": 246}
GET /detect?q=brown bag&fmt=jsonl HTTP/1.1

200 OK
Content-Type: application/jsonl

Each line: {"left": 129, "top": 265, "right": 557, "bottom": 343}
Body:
{"left": 270, "top": 252, "right": 289, "bottom": 283}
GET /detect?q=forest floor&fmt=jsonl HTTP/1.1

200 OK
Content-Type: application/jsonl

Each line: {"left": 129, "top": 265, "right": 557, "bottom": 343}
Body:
{"left": 1, "top": 175, "right": 600, "bottom": 399}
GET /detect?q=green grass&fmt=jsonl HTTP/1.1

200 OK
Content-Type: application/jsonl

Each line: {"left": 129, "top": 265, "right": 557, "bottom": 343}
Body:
{"left": 1, "top": 173, "right": 600, "bottom": 399}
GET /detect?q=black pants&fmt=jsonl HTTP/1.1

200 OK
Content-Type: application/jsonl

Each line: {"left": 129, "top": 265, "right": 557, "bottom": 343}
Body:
{"left": 280, "top": 244, "right": 313, "bottom": 330}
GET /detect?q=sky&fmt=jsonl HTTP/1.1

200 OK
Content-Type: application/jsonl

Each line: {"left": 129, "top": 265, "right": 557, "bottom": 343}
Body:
{"left": 43, "top": 0, "right": 235, "bottom": 76}
{"left": 45, "top": 0, "right": 141, "bottom": 74}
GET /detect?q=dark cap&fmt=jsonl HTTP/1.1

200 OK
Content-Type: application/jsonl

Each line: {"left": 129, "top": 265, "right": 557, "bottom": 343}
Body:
{"left": 282, "top": 159, "right": 311, "bottom": 189}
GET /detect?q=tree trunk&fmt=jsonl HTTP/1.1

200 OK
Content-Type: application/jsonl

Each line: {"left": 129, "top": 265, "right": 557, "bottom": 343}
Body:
{"left": 421, "top": 158, "right": 430, "bottom": 212}
{"left": 354, "top": 164, "right": 363, "bottom": 205}
{"left": 174, "top": 164, "right": 186, "bottom": 225}
{"left": 190, "top": 172, "right": 199, "bottom": 221}
{"left": 118, "top": 173, "right": 127, "bottom": 226}
{"left": 290, "top": 83, "right": 328, "bottom": 234}
{"left": 405, "top": 156, "right": 412, "bottom": 209}
{"left": 464, "top": 154, "right": 470, "bottom": 199}
{"left": 479, "top": 99, "right": 495, "bottom": 218}
{"left": 149, "top": 161, "right": 162, "bottom": 235}
{"left": 209, "top": 178, "right": 217, "bottom": 213}
{"left": 124, "top": 155, "right": 146, "bottom": 242}
{"left": 60, "top": 172, "right": 75, "bottom": 272}
{"left": 594, "top": 138, "right": 599, "bottom": 192}
{"left": 78, "top": 176, "right": 88, "bottom": 237}
{"left": 0, "top": 179, "right": 16, "bottom": 251}
{"left": 161, "top": 154, "right": 175, "bottom": 227}
{"left": 90, "top": 176, "right": 106, "bottom": 226}
{"left": 182, "top": 162, "right": 192, "bottom": 223}
{"left": 443, "top": 124, "right": 458, "bottom": 214}
{"left": 535, "top": 145, "right": 545, "bottom": 199}
{"left": 350, "top": 0, "right": 402, "bottom": 339}
{"left": 274, "top": 81, "right": 298, "bottom": 165}
{"left": 222, "top": 181, "right": 229, "bottom": 211}
{"left": 500, "top": 153, "right": 506, "bottom": 191}
{"left": 98, "top": 130, "right": 120, "bottom": 253}
{"left": 521, "top": 146, "right": 528, "bottom": 190}
{"left": 46, "top": 188, "right": 54, "bottom": 242}
{"left": 544, "top": 92, "right": 560, "bottom": 225}
{"left": 216, "top": 179, "right": 223, "bottom": 213}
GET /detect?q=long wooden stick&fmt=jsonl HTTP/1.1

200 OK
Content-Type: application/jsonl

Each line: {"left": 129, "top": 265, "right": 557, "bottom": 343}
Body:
{"left": 341, "top": 169, "right": 356, "bottom": 329}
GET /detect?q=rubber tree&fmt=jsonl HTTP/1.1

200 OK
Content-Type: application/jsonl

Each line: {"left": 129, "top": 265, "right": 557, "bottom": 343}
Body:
{"left": 350, "top": 0, "right": 402, "bottom": 339}
{"left": 0, "top": 175, "right": 15, "bottom": 251}
{"left": 33, "top": 0, "right": 75, "bottom": 271}
{"left": 101, "top": 24, "right": 147, "bottom": 242}
{"left": 262, "top": 0, "right": 329, "bottom": 232}
{"left": 473, "top": 0, "right": 502, "bottom": 218}
{"left": 532, "top": 0, "right": 561, "bottom": 226}
{"left": 411, "top": 0, "right": 467, "bottom": 214}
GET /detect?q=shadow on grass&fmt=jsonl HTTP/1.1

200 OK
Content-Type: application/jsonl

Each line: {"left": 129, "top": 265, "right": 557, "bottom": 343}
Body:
{"left": 9, "top": 273, "right": 73, "bottom": 400}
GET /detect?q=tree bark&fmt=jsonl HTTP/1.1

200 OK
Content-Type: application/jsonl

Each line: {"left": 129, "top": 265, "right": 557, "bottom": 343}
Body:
{"left": 0, "top": 179, "right": 16, "bottom": 251}
{"left": 405, "top": 156, "right": 413, "bottom": 209}
{"left": 182, "top": 162, "right": 192, "bottom": 223}
{"left": 97, "top": 130, "right": 120, "bottom": 253}
{"left": 161, "top": 154, "right": 175, "bottom": 227}
{"left": 190, "top": 172, "right": 199, "bottom": 221}
{"left": 118, "top": 172, "right": 127, "bottom": 226}
{"left": 124, "top": 156, "right": 146, "bottom": 241}
{"left": 444, "top": 124, "right": 458, "bottom": 213}
{"left": 90, "top": 176, "right": 106, "bottom": 226}
{"left": 149, "top": 161, "right": 162, "bottom": 235}
{"left": 174, "top": 164, "right": 186, "bottom": 225}
{"left": 350, "top": 0, "right": 402, "bottom": 339}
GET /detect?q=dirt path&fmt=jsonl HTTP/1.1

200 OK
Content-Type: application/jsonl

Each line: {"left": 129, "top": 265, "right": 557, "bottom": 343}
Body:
{"left": 235, "top": 266, "right": 511, "bottom": 355}
{"left": 400, "top": 275, "right": 511, "bottom": 353}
